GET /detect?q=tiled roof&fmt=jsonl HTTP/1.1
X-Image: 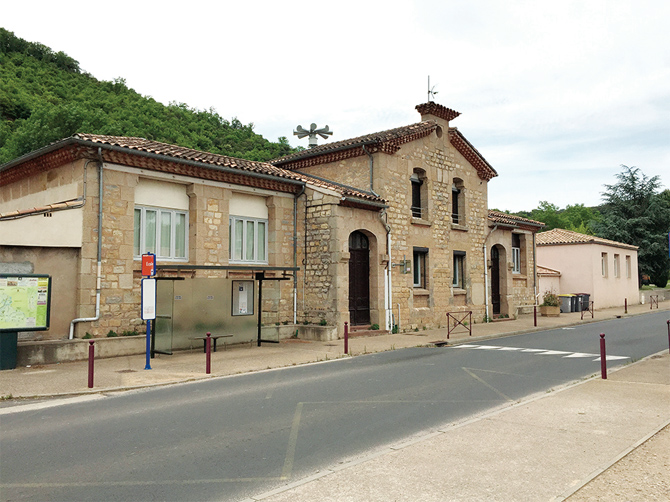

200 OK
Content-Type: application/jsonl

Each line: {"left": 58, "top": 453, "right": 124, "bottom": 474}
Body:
{"left": 271, "top": 121, "right": 439, "bottom": 169}
{"left": 415, "top": 102, "right": 461, "bottom": 122}
{"left": 536, "top": 228, "right": 638, "bottom": 250}
{"left": 1, "top": 134, "right": 385, "bottom": 208}
{"left": 537, "top": 265, "right": 561, "bottom": 276}
{"left": 450, "top": 128, "right": 497, "bottom": 181}
{"left": 488, "top": 210, "right": 545, "bottom": 229}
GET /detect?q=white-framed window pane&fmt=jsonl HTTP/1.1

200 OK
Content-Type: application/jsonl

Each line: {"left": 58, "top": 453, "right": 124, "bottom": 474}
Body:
{"left": 175, "top": 213, "right": 186, "bottom": 258}
{"left": 134, "top": 208, "right": 141, "bottom": 256}
{"left": 160, "top": 212, "right": 172, "bottom": 257}
{"left": 246, "top": 221, "right": 255, "bottom": 261}
{"left": 512, "top": 248, "right": 520, "bottom": 273}
{"left": 257, "top": 221, "right": 266, "bottom": 261}
{"left": 234, "top": 220, "right": 243, "bottom": 261}
{"left": 413, "top": 253, "right": 422, "bottom": 287}
{"left": 145, "top": 210, "right": 157, "bottom": 254}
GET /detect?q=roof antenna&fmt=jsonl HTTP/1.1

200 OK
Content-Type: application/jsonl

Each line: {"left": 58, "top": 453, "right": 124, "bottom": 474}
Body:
{"left": 293, "top": 123, "right": 333, "bottom": 148}
{"left": 427, "top": 75, "right": 438, "bottom": 102}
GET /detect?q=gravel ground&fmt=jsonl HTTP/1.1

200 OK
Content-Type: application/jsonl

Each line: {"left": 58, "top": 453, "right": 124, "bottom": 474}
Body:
{"left": 566, "top": 424, "right": 670, "bottom": 501}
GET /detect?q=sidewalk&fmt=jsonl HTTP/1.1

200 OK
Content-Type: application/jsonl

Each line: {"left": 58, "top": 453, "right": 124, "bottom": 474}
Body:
{"left": 1, "top": 301, "right": 669, "bottom": 501}
{"left": 1, "top": 301, "right": 666, "bottom": 399}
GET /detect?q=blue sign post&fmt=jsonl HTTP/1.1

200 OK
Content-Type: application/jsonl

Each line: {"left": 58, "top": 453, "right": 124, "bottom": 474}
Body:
{"left": 140, "top": 253, "right": 156, "bottom": 370}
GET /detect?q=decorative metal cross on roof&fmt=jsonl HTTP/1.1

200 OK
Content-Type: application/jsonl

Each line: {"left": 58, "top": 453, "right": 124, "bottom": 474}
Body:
{"left": 293, "top": 123, "right": 333, "bottom": 148}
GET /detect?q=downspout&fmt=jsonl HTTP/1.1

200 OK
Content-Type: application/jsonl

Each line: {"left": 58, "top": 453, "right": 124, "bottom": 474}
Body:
{"left": 293, "top": 185, "right": 305, "bottom": 324}
{"left": 483, "top": 224, "right": 499, "bottom": 322}
{"left": 361, "top": 145, "right": 380, "bottom": 197}
{"left": 69, "top": 148, "right": 104, "bottom": 339}
{"left": 379, "top": 208, "right": 393, "bottom": 331}
{"left": 533, "top": 232, "right": 538, "bottom": 304}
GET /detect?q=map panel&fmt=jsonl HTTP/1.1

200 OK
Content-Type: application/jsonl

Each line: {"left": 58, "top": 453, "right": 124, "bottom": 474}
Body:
{"left": 0, "top": 275, "right": 51, "bottom": 331}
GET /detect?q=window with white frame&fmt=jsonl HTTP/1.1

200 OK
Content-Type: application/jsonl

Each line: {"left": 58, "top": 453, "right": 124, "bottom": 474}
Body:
{"left": 601, "top": 252, "right": 608, "bottom": 277}
{"left": 229, "top": 216, "right": 268, "bottom": 264}
{"left": 512, "top": 234, "right": 521, "bottom": 274}
{"left": 453, "top": 251, "right": 466, "bottom": 288}
{"left": 134, "top": 206, "right": 188, "bottom": 260}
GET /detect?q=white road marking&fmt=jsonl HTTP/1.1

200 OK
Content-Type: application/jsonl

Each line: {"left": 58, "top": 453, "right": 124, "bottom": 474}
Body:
{"left": 451, "top": 344, "right": 629, "bottom": 362}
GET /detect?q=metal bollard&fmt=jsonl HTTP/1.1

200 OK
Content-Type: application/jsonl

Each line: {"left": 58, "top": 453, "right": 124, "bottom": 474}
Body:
{"left": 533, "top": 305, "right": 537, "bottom": 327}
{"left": 624, "top": 298, "right": 627, "bottom": 314}
{"left": 206, "top": 332, "right": 212, "bottom": 375}
{"left": 600, "top": 334, "right": 607, "bottom": 379}
{"left": 667, "top": 320, "right": 669, "bottom": 354}
{"left": 88, "top": 340, "right": 95, "bottom": 388}
{"left": 344, "top": 322, "right": 349, "bottom": 355}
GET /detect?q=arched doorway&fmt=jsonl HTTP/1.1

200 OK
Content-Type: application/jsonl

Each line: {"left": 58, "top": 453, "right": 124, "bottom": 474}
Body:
{"left": 349, "top": 231, "right": 370, "bottom": 325}
{"left": 491, "top": 245, "right": 501, "bottom": 316}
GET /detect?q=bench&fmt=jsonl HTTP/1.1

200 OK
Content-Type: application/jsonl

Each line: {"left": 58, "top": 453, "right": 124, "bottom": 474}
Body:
{"left": 190, "top": 334, "right": 233, "bottom": 353}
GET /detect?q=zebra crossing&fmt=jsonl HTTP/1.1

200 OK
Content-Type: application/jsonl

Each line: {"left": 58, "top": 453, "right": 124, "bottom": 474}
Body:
{"left": 452, "top": 344, "right": 629, "bottom": 362}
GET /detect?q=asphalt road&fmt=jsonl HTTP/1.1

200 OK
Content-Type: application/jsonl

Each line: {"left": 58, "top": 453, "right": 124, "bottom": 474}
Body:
{"left": 1, "top": 312, "right": 667, "bottom": 502}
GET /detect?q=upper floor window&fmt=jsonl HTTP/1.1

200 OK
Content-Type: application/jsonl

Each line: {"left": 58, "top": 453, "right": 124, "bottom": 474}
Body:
{"left": 410, "top": 169, "right": 427, "bottom": 219}
{"left": 229, "top": 216, "right": 267, "bottom": 264}
{"left": 134, "top": 206, "right": 188, "bottom": 260}
{"left": 512, "top": 234, "right": 521, "bottom": 274}
{"left": 452, "top": 178, "right": 465, "bottom": 225}
{"left": 601, "top": 252, "right": 608, "bottom": 277}
{"left": 614, "top": 254, "right": 620, "bottom": 277}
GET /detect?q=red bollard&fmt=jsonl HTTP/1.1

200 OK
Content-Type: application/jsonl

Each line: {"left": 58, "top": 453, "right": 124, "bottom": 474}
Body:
{"left": 205, "top": 332, "right": 212, "bottom": 375}
{"left": 88, "top": 340, "right": 95, "bottom": 388}
{"left": 533, "top": 305, "right": 537, "bottom": 327}
{"left": 666, "top": 320, "right": 669, "bottom": 354}
{"left": 624, "top": 298, "right": 628, "bottom": 314}
{"left": 344, "top": 322, "right": 349, "bottom": 355}
{"left": 600, "top": 334, "right": 607, "bottom": 380}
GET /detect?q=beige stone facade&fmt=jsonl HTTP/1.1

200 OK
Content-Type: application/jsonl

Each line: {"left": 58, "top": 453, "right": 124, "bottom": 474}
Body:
{"left": 1, "top": 104, "right": 544, "bottom": 350}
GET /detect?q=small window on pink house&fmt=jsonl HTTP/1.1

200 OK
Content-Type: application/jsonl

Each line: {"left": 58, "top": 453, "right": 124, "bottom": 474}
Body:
{"left": 601, "top": 252, "right": 608, "bottom": 277}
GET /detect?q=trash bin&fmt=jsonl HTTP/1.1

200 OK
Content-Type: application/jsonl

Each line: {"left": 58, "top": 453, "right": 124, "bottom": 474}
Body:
{"left": 558, "top": 294, "right": 574, "bottom": 313}
{"left": 576, "top": 293, "right": 590, "bottom": 311}
{"left": 0, "top": 332, "right": 18, "bottom": 370}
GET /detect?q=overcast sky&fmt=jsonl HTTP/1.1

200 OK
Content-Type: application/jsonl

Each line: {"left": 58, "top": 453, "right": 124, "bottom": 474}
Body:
{"left": 4, "top": 0, "right": 668, "bottom": 212}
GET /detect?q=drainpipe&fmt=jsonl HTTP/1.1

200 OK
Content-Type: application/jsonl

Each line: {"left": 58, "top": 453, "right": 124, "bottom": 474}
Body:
{"left": 533, "top": 232, "right": 538, "bottom": 304}
{"left": 483, "top": 224, "right": 499, "bottom": 322}
{"left": 361, "top": 145, "right": 380, "bottom": 197}
{"left": 379, "top": 208, "right": 393, "bottom": 331}
{"left": 69, "top": 148, "right": 104, "bottom": 339}
{"left": 293, "top": 185, "right": 305, "bottom": 324}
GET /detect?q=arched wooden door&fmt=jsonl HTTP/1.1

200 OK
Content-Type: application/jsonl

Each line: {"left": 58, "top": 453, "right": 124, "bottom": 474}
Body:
{"left": 491, "top": 246, "right": 501, "bottom": 316}
{"left": 349, "top": 231, "right": 370, "bottom": 325}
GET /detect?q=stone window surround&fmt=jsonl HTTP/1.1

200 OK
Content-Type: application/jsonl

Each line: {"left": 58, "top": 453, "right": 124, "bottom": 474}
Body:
{"left": 453, "top": 250, "right": 466, "bottom": 289}
{"left": 133, "top": 205, "right": 188, "bottom": 261}
{"left": 413, "top": 247, "right": 429, "bottom": 289}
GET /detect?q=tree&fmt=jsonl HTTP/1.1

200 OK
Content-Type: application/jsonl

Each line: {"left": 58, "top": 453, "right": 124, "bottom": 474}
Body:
{"left": 593, "top": 165, "right": 670, "bottom": 287}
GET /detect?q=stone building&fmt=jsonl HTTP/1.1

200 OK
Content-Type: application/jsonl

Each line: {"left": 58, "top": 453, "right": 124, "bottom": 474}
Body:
{"left": 1, "top": 102, "right": 544, "bottom": 352}
{"left": 273, "top": 103, "right": 544, "bottom": 331}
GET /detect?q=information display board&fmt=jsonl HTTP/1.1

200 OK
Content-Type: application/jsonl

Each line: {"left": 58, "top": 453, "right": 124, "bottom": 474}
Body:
{"left": 0, "top": 274, "right": 52, "bottom": 332}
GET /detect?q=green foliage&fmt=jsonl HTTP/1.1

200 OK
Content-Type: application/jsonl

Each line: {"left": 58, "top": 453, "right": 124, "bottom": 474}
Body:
{"left": 0, "top": 29, "right": 296, "bottom": 164}
{"left": 516, "top": 201, "right": 601, "bottom": 233}
{"left": 106, "top": 330, "right": 118, "bottom": 337}
{"left": 541, "top": 290, "right": 560, "bottom": 307}
{"left": 82, "top": 332, "right": 93, "bottom": 339}
{"left": 318, "top": 319, "right": 327, "bottom": 326}
{"left": 370, "top": 323, "right": 379, "bottom": 330}
{"left": 592, "top": 165, "right": 670, "bottom": 288}
{"left": 121, "top": 330, "right": 139, "bottom": 336}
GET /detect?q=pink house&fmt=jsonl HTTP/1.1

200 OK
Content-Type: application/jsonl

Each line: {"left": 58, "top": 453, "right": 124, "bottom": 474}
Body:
{"left": 536, "top": 229, "right": 639, "bottom": 309}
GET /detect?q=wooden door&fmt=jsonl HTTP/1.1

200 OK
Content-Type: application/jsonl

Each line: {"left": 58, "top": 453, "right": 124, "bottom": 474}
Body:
{"left": 348, "top": 231, "right": 370, "bottom": 325}
{"left": 491, "top": 246, "right": 501, "bottom": 315}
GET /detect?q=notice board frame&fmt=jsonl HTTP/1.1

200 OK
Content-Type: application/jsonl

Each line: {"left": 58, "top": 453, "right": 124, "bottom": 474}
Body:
{"left": 0, "top": 274, "right": 52, "bottom": 332}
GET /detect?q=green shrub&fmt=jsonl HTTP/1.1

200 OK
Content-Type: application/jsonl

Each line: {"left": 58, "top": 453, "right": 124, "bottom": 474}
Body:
{"left": 541, "top": 290, "right": 560, "bottom": 307}
{"left": 371, "top": 323, "right": 379, "bottom": 330}
{"left": 318, "top": 319, "right": 327, "bottom": 326}
{"left": 106, "top": 330, "right": 118, "bottom": 337}
{"left": 121, "top": 330, "right": 139, "bottom": 336}
{"left": 82, "top": 332, "right": 92, "bottom": 339}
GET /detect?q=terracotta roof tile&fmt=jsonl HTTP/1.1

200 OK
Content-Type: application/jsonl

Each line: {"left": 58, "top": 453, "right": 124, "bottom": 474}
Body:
{"left": 415, "top": 102, "right": 461, "bottom": 122}
{"left": 536, "top": 228, "right": 638, "bottom": 250}
{"left": 537, "top": 265, "right": 561, "bottom": 276}
{"left": 488, "top": 210, "right": 544, "bottom": 229}
{"left": 271, "top": 121, "right": 438, "bottom": 169}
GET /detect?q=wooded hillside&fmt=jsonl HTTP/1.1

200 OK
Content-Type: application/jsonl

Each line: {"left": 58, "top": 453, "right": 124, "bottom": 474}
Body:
{"left": 0, "top": 28, "right": 295, "bottom": 164}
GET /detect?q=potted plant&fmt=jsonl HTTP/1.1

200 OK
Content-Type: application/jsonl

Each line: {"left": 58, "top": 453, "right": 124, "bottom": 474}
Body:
{"left": 539, "top": 290, "right": 560, "bottom": 317}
